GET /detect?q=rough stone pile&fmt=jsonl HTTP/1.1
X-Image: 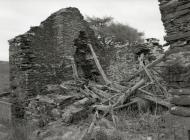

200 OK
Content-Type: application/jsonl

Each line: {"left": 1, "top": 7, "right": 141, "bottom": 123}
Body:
{"left": 25, "top": 80, "right": 118, "bottom": 127}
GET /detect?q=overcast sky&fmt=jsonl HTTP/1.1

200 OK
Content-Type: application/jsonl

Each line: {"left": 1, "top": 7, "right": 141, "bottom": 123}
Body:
{"left": 0, "top": 0, "right": 166, "bottom": 61}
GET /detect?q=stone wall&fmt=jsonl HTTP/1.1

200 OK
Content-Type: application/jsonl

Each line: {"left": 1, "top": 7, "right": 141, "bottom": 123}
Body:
{"left": 9, "top": 7, "right": 103, "bottom": 103}
{"left": 158, "top": 0, "right": 190, "bottom": 88}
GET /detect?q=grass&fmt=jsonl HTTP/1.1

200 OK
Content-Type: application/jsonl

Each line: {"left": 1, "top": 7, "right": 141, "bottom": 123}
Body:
{"left": 110, "top": 107, "right": 181, "bottom": 140}
{"left": 0, "top": 107, "right": 180, "bottom": 140}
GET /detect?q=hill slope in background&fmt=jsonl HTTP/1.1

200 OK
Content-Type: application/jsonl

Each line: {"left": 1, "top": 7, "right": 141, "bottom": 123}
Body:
{"left": 0, "top": 61, "right": 9, "bottom": 92}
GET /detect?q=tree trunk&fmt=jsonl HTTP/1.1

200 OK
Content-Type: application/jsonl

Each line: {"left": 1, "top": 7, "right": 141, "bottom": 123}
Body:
{"left": 88, "top": 44, "right": 111, "bottom": 85}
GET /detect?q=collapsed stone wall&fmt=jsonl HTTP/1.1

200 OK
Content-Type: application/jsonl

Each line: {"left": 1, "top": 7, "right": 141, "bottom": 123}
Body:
{"left": 158, "top": 0, "right": 190, "bottom": 88}
{"left": 9, "top": 8, "right": 103, "bottom": 107}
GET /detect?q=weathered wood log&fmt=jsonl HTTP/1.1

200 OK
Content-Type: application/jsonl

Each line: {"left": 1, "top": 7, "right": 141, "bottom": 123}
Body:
{"left": 93, "top": 104, "right": 111, "bottom": 112}
{"left": 114, "top": 78, "right": 146, "bottom": 106}
{"left": 169, "top": 88, "right": 190, "bottom": 95}
{"left": 139, "top": 82, "right": 153, "bottom": 90}
{"left": 80, "top": 88, "right": 92, "bottom": 98}
{"left": 139, "top": 54, "right": 154, "bottom": 82}
{"left": 170, "top": 95, "right": 190, "bottom": 106}
{"left": 62, "top": 105, "right": 88, "bottom": 123}
{"left": 90, "top": 87, "right": 115, "bottom": 104}
{"left": 88, "top": 44, "right": 111, "bottom": 85}
{"left": 88, "top": 81, "right": 121, "bottom": 93}
{"left": 88, "top": 81, "right": 106, "bottom": 89}
{"left": 102, "top": 93, "right": 121, "bottom": 104}
{"left": 73, "top": 97, "right": 93, "bottom": 106}
{"left": 110, "top": 82, "right": 126, "bottom": 91}
{"left": 138, "top": 88, "right": 153, "bottom": 96}
{"left": 84, "top": 86, "right": 100, "bottom": 99}
{"left": 71, "top": 57, "right": 79, "bottom": 80}
{"left": 145, "top": 53, "right": 168, "bottom": 69}
{"left": 90, "top": 87, "right": 109, "bottom": 99}
{"left": 114, "top": 98, "right": 139, "bottom": 110}
{"left": 125, "top": 53, "right": 167, "bottom": 82}
{"left": 170, "top": 106, "right": 190, "bottom": 117}
{"left": 137, "top": 91, "right": 171, "bottom": 108}
{"left": 150, "top": 69, "right": 168, "bottom": 96}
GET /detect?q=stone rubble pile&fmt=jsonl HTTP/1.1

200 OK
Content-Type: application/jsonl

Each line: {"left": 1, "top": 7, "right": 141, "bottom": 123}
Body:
{"left": 25, "top": 80, "right": 118, "bottom": 127}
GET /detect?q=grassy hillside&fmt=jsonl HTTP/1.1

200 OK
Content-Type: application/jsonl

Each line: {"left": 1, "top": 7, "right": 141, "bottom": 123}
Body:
{"left": 0, "top": 61, "right": 9, "bottom": 92}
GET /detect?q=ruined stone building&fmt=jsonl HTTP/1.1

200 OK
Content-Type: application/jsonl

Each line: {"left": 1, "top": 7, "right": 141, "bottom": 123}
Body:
{"left": 9, "top": 8, "right": 104, "bottom": 109}
{"left": 8, "top": 1, "right": 190, "bottom": 119}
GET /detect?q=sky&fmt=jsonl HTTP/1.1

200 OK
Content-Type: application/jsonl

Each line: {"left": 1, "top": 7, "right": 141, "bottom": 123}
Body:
{"left": 0, "top": 0, "right": 166, "bottom": 61}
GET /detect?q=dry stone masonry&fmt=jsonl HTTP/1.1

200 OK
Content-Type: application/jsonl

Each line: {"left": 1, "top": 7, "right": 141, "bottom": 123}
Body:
{"left": 9, "top": 7, "right": 104, "bottom": 118}
{"left": 158, "top": 0, "right": 190, "bottom": 88}
{"left": 158, "top": 0, "right": 190, "bottom": 132}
